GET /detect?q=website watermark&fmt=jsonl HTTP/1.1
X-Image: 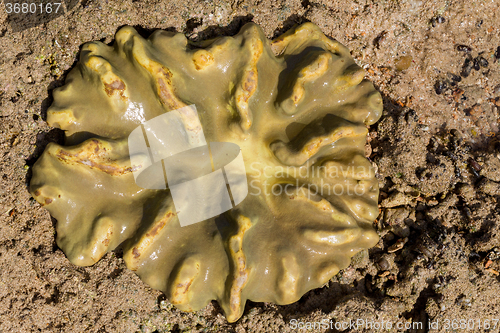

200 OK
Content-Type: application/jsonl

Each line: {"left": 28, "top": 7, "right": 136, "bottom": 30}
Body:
{"left": 289, "top": 317, "right": 500, "bottom": 331}
{"left": 128, "top": 104, "right": 373, "bottom": 227}
{"left": 248, "top": 178, "right": 370, "bottom": 197}
{"left": 249, "top": 163, "right": 372, "bottom": 180}
{"left": 4, "top": 0, "right": 80, "bottom": 32}
{"left": 289, "top": 318, "right": 421, "bottom": 331}
{"left": 247, "top": 161, "right": 373, "bottom": 198}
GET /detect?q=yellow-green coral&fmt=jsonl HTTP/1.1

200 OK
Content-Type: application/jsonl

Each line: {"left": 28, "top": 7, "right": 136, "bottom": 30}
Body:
{"left": 30, "top": 22, "right": 382, "bottom": 322}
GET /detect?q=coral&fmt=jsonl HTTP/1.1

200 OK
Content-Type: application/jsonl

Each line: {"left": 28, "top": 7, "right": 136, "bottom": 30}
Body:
{"left": 30, "top": 22, "right": 383, "bottom": 322}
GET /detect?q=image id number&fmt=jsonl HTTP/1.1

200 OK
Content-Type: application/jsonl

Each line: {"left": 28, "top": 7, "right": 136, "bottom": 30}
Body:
{"left": 5, "top": 3, "right": 62, "bottom": 14}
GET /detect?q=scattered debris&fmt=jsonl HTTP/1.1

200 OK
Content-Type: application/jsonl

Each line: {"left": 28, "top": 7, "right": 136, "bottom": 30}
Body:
{"left": 387, "top": 238, "right": 407, "bottom": 253}
{"left": 456, "top": 44, "right": 472, "bottom": 53}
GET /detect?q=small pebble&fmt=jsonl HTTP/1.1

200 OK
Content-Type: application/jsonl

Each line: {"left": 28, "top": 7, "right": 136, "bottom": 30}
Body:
{"left": 434, "top": 80, "right": 447, "bottom": 94}
{"left": 469, "top": 104, "right": 482, "bottom": 115}
{"left": 394, "top": 55, "right": 413, "bottom": 71}
{"left": 469, "top": 158, "right": 482, "bottom": 171}
{"left": 488, "top": 97, "right": 500, "bottom": 106}
{"left": 450, "top": 129, "right": 462, "bottom": 140}
{"left": 452, "top": 88, "right": 465, "bottom": 102}
{"left": 473, "top": 57, "right": 480, "bottom": 71}
{"left": 449, "top": 130, "right": 462, "bottom": 149}
{"left": 374, "top": 31, "right": 388, "bottom": 49}
{"left": 445, "top": 151, "right": 457, "bottom": 161}
{"left": 418, "top": 244, "right": 433, "bottom": 258}
{"left": 387, "top": 238, "right": 407, "bottom": 253}
{"left": 456, "top": 44, "right": 472, "bottom": 53}
{"left": 461, "top": 56, "right": 473, "bottom": 77}
{"left": 378, "top": 271, "right": 390, "bottom": 277}
{"left": 463, "top": 206, "right": 472, "bottom": 220}
{"left": 478, "top": 56, "right": 488, "bottom": 68}
{"left": 495, "top": 46, "right": 500, "bottom": 60}
{"left": 487, "top": 248, "right": 500, "bottom": 260}
{"left": 405, "top": 109, "right": 418, "bottom": 123}
{"left": 447, "top": 73, "right": 462, "bottom": 82}
{"left": 377, "top": 257, "right": 391, "bottom": 271}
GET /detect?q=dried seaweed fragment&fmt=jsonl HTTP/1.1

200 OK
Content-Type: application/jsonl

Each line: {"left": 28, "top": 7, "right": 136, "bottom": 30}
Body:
{"left": 30, "top": 23, "right": 383, "bottom": 322}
